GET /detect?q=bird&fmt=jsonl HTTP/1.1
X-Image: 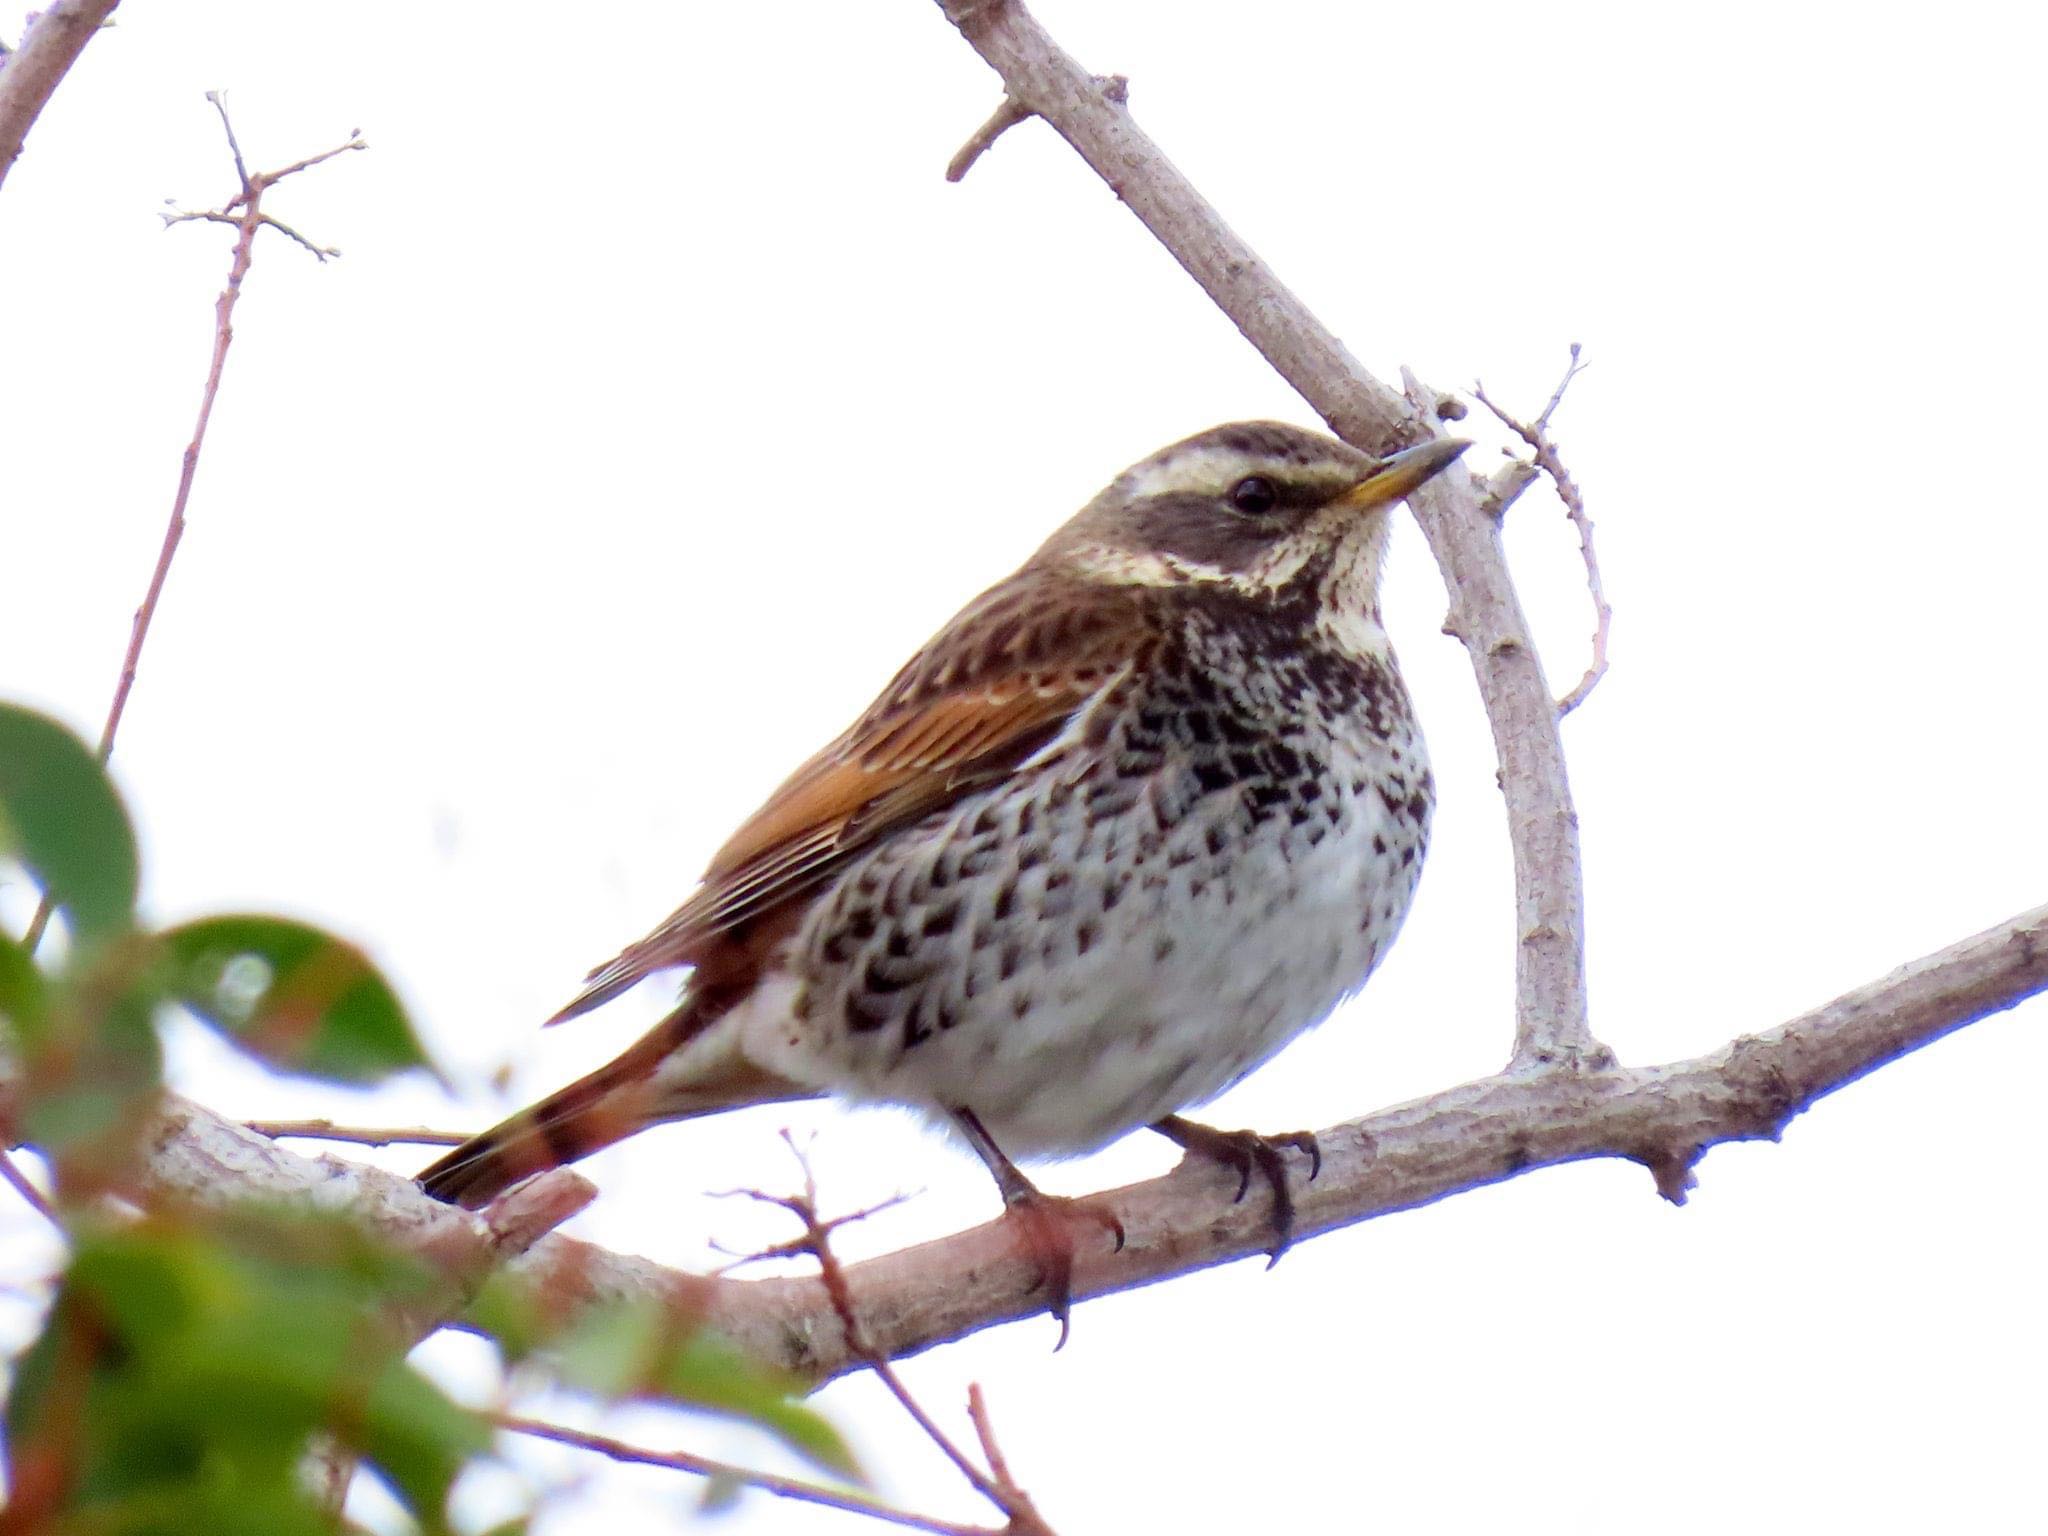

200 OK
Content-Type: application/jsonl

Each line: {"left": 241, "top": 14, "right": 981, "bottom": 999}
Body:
{"left": 419, "top": 420, "right": 1469, "bottom": 1335}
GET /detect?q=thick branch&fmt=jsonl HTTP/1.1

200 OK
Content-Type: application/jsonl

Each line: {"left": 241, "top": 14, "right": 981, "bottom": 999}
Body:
{"left": 936, "top": 0, "right": 1595, "bottom": 1066}
{"left": 0, "top": 0, "right": 120, "bottom": 193}
{"left": 696, "top": 900, "right": 2048, "bottom": 1376}
{"left": 90, "top": 906, "right": 2042, "bottom": 1381}
{"left": 135, "top": 1096, "right": 600, "bottom": 1334}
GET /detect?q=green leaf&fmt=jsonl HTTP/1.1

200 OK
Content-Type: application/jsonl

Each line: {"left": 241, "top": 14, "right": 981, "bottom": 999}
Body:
{"left": 0, "top": 703, "right": 138, "bottom": 943}
{"left": 19, "top": 952, "right": 165, "bottom": 1193}
{"left": 160, "top": 915, "right": 436, "bottom": 1084}
{"left": 464, "top": 1268, "right": 554, "bottom": 1364}
{"left": 18, "top": 1210, "right": 490, "bottom": 1533}
{"left": 545, "top": 1294, "right": 857, "bottom": 1480}
{"left": 652, "top": 1331, "right": 857, "bottom": 1479}
{"left": 356, "top": 1358, "right": 492, "bottom": 1519}
{"left": 0, "top": 928, "right": 47, "bottom": 1032}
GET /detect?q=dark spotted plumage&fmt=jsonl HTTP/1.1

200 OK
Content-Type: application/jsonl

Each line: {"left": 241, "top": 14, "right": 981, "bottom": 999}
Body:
{"left": 418, "top": 421, "right": 1469, "bottom": 1329}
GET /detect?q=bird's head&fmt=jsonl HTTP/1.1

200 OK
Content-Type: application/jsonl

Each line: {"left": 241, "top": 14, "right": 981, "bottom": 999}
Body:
{"left": 1043, "top": 421, "right": 1470, "bottom": 608}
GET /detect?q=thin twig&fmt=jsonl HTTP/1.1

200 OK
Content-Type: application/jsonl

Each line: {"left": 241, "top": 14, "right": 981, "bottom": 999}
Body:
{"left": 0, "top": 0, "right": 123, "bottom": 195}
{"left": 965, "top": 1384, "right": 1044, "bottom": 1529}
{"left": 209, "top": 89, "right": 250, "bottom": 187}
{"left": 17, "top": 100, "right": 364, "bottom": 954}
{"left": 245, "top": 1119, "right": 469, "bottom": 1148}
{"left": 945, "top": 95, "right": 1032, "bottom": 181}
{"left": 162, "top": 207, "right": 341, "bottom": 261}
{"left": 708, "top": 1185, "right": 915, "bottom": 1271}
{"left": 721, "top": 1135, "right": 1055, "bottom": 1533}
{"left": 495, "top": 1414, "right": 1001, "bottom": 1536}
{"left": 946, "top": 73, "right": 1125, "bottom": 183}
{"left": 1474, "top": 346, "right": 1608, "bottom": 716}
{"left": 1482, "top": 460, "right": 1542, "bottom": 521}
{"left": 0, "top": 1148, "right": 56, "bottom": 1223}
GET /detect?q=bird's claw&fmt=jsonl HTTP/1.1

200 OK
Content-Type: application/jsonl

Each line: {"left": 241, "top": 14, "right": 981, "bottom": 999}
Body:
{"left": 1153, "top": 1117, "right": 1320, "bottom": 1268}
{"left": 1001, "top": 1189, "right": 1124, "bottom": 1349}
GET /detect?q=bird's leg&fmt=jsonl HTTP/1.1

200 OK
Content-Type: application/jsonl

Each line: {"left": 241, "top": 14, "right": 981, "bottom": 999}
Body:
{"left": 1151, "top": 1114, "right": 1322, "bottom": 1268}
{"left": 949, "top": 1107, "right": 1124, "bottom": 1349}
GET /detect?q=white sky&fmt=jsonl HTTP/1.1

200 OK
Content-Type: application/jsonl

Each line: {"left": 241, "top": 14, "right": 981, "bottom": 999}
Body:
{"left": 4, "top": 2, "right": 2045, "bottom": 1532}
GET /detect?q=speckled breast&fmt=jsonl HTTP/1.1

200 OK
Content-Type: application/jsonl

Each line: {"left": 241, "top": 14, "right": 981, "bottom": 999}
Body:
{"left": 760, "top": 608, "right": 1431, "bottom": 1156}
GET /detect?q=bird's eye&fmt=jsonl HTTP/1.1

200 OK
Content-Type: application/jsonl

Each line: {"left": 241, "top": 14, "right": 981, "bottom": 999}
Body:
{"left": 1229, "top": 476, "right": 1277, "bottom": 515}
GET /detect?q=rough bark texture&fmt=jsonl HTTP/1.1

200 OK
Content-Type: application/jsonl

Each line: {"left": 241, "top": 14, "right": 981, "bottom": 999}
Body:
{"left": 0, "top": 0, "right": 121, "bottom": 193}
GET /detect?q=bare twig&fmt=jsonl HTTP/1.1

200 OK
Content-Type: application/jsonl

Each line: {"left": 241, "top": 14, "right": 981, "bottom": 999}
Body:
{"left": 935, "top": 0, "right": 1599, "bottom": 1070}
{"left": 0, "top": 1147, "right": 55, "bottom": 1222}
{"left": 1474, "top": 346, "right": 1609, "bottom": 716}
{"left": 1482, "top": 460, "right": 1542, "bottom": 521}
{"left": 945, "top": 94, "right": 1032, "bottom": 182}
{"left": 945, "top": 73, "right": 1125, "bottom": 183}
{"left": 496, "top": 1415, "right": 1002, "bottom": 1536}
{"left": 245, "top": 1119, "right": 469, "bottom": 1148}
{"left": 723, "top": 1137, "right": 1055, "bottom": 1534}
{"left": 965, "top": 1385, "right": 1041, "bottom": 1528}
{"left": 0, "top": 0, "right": 121, "bottom": 194}
{"left": 17, "top": 99, "right": 364, "bottom": 954}
{"left": 161, "top": 206, "right": 342, "bottom": 261}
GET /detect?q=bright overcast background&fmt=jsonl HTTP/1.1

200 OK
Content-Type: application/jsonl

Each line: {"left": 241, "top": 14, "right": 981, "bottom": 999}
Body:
{"left": 5, "top": 3, "right": 2045, "bottom": 1533}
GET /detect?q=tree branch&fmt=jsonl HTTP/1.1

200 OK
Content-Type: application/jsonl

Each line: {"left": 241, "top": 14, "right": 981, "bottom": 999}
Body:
{"left": 935, "top": 0, "right": 1597, "bottom": 1068}
{"left": 689, "top": 900, "right": 2048, "bottom": 1376}
{"left": 0, "top": 0, "right": 120, "bottom": 195}
{"left": 78, "top": 902, "right": 2042, "bottom": 1383}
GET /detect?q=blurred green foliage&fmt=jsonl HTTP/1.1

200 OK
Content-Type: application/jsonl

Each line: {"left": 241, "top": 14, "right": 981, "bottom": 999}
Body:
{"left": 0, "top": 704, "right": 853, "bottom": 1533}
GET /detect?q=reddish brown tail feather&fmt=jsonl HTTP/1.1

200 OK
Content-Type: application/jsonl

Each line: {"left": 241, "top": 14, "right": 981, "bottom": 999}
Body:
{"left": 418, "top": 1009, "right": 697, "bottom": 1209}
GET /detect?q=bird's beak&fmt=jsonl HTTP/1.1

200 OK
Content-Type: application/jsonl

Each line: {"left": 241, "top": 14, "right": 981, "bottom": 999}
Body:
{"left": 1335, "top": 437, "right": 1472, "bottom": 509}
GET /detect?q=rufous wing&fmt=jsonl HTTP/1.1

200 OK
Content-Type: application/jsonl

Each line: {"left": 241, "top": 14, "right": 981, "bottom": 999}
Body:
{"left": 547, "top": 573, "right": 1149, "bottom": 1024}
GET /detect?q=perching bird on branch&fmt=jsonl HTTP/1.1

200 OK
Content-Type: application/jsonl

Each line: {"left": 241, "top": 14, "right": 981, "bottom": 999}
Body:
{"left": 419, "top": 421, "right": 1468, "bottom": 1335}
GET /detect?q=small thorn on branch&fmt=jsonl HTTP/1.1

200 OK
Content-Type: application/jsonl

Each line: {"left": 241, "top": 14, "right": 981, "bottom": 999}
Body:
{"left": 1482, "top": 459, "right": 1541, "bottom": 521}
{"left": 947, "top": 94, "right": 1033, "bottom": 182}
{"left": 1473, "top": 346, "right": 1609, "bottom": 717}
{"left": 946, "top": 73, "right": 1124, "bottom": 183}
{"left": 1638, "top": 1143, "right": 1701, "bottom": 1205}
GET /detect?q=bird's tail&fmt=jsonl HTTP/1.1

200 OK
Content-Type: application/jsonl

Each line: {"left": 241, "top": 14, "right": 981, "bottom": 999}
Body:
{"left": 417, "top": 1003, "right": 813, "bottom": 1209}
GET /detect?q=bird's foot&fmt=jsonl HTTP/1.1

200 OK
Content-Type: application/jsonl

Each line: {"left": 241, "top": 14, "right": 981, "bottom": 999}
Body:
{"left": 1152, "top": 1114, "right": 1321, "bottom": 1268}
{"left": 948, "top": 1104, "right": 1123, "bottom": 1347}
{"left": 1001, "top": 1187, "right": 1125, "bottom": 1350}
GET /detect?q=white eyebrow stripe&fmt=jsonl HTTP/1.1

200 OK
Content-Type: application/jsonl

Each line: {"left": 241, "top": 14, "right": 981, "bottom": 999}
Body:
{"left": 1117, "top": 445, "right": 1257, "bottom": 500}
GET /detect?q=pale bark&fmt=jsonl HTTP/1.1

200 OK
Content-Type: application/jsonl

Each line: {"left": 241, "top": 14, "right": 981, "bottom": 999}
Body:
{"left": 0, "top": 0, "right": 121, "bottom": 193}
